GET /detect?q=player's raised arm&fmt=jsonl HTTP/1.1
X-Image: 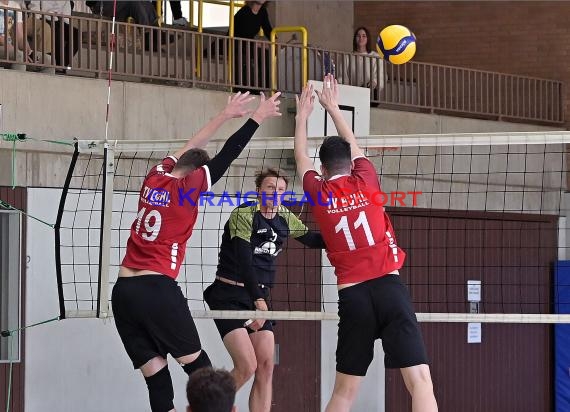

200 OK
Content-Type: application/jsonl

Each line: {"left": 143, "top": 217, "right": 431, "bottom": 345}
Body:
{"left": 173, "top": 91, "right": 256, "bottom": 160}
{"left": 206, "top": 92, "right": 282, "bottom": 185}
{"left": 316, "top": 74, "right": 365, "bottom": 160}
{"left": 294, "top": 83, "right": 317, "bottom": 178}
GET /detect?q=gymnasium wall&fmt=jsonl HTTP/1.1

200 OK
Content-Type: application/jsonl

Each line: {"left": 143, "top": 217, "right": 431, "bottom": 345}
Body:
{"left": 273, "top": 1, "right": 354, "bottom": 51}
{"left": 354, "top": 0, "right": 570, "bottom": 125}
{"left": 0, "top": 69, "right": 558, "bottom": 190}
{"left": 25, "top": 187, "right": 254, "bottom": 411}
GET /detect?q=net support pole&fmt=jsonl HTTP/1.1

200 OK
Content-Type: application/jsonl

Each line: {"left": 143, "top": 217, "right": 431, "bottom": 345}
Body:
{"left": 97, "top": 145, "right": 115, "bottom": 318}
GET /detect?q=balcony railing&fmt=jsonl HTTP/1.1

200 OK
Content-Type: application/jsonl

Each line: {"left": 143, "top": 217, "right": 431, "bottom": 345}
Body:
{"left": 0, "top": 6, "right": 563, "bottom": 125}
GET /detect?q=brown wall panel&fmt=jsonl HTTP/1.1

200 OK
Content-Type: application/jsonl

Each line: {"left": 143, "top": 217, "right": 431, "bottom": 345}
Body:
{"left": 384, "top": 209, "right": 557, "bottom": 412}
{"left": 271, "top": 206, "right": 321, "bottom": 412}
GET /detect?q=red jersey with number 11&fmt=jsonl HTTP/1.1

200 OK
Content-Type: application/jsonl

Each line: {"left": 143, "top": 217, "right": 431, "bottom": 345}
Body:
{"left": 303, "top": 157, "right": 405, "bottom": 285}
{"left": 121, "top": 156, "right": 211, "bottom": 279}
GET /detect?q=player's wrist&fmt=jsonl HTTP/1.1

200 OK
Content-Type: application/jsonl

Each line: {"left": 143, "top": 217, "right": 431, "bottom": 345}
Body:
{"left": 327, "top": 104, "right": 341, "bottom": 113}
{"left": 219, "top": 109, "right": 233, "bottom": 121}
{"left": 250, "top": 111, "right": 265, "bottom": 125}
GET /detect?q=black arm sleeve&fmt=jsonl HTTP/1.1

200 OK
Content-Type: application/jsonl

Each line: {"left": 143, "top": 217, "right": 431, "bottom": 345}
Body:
{"left": 261, "top": 8, "right": 273, "bottom": 41}
{"left": 296, "top": 231, "right": 327, "bottom": 249}
{"left": 234, "top": 237, "right": 265, "bottom": 300}
{"left": 206, "top": 119, "right": 260, "bottom": 185}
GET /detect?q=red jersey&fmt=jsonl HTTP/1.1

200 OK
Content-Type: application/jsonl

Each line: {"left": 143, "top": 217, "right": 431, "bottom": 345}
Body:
{"left": 303, "top": 157, "right": 405, "bottom": 285}
{"left": 121, "top": 155, "right": 211, "bottom": 279}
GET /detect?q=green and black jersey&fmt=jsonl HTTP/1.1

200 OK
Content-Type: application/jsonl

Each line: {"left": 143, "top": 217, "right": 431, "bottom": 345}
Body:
{"left": 216, "top": 201, "right": 325, "bottom": 299}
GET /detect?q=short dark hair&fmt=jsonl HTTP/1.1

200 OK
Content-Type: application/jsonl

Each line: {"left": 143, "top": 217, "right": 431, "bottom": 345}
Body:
{"left": 245, "top": 0, "right": 268, "bottom": 8}
{"left": 353, "top": 26, "right": 372, "bottom": 53}
{"left": 254, "top": 167, "right": 289, "bottom": 189}
{"left": 186, "top": 368, "right": 236, "bottom": 412}
{"left": 172, "top": 148, "right": 210, "bottom": 174}
{"left": 319, "top": 136, "right": 352, "bottom": 175}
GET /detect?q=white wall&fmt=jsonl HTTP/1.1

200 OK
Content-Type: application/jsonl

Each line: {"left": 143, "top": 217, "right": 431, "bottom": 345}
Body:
{"left": 26, "top": 187, "right": 255, "bottom": 412}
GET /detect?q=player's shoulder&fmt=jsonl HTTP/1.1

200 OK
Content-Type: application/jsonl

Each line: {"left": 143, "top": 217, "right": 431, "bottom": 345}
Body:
{"left": 277, "top": 205, "right": 302, "bottom": 226}
{"left": 231, "top": 201, "right": 257, "bottom": 216}
{"left": 304, "top": 169, "right": 321, "bottom": 178}
{"left": 353, "top": 155, "right": 373, "bottom": 165}
{"left": 238, "top": 200, "right": 257, "bottom": 209}
{"left": 277, "top": 204, "right": 294, "bottom": 219}
{"left": 352, "top": 156, "right": 378, "bottom": 173}
{"left": 303, "top": 170, "right": 324, "bottom": 186}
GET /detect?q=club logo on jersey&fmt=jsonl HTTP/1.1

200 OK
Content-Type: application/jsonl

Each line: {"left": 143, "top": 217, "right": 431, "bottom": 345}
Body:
{"left": 254, "top": 241, "right": 281, "bottom": 256}
{"left": 254, "top": 228, "right": 280, "bottom": 256}
{"left": 145, "top": 187, "right": 171, "bottom": 207}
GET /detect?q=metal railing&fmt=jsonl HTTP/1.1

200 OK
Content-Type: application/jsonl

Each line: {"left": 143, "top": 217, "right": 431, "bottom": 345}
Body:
{"left": 0, "top": 5, "right": 564, "bottom": 125}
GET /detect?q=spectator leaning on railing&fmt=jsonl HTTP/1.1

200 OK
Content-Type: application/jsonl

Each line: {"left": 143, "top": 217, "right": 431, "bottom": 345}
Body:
{"left": 0, "top": 0, "right": 32, "bottom": 62}
{"left": 25, "top": 1, "right": 78, "bottom": 67}
{"left": 341, "top": 26, "right": 383, "bottom": 100}
{"left": 232, "top": 0, "right": 273, "bottom": 94}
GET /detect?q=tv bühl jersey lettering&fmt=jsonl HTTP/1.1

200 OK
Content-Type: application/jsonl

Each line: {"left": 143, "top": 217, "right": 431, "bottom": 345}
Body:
{"left": 121, "top": 156, "right": 211, "bottom": 279}
{"left": 303, "top": 157, "right": 405, "bottom": 284}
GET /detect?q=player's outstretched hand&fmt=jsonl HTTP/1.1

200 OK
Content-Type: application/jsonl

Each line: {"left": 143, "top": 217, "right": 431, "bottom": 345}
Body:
{"left": 315, "top": 73, "right": 340, "bottom": 112}
{"left": 222, "top": 91, "right": 256, "bottom": 119}
{"left": 251, "top": 92, "right": 282, "bottom": 124}
{"left": 249, "top": 298, "right": 268, "bottom": 331}
{"left": 295, "top": 83, "right": 315, "bottom": 120}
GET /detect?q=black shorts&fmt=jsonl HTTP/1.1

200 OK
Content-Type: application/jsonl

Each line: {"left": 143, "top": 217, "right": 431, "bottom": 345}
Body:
{"left": 203, "top": 280, "right": 273, "bottom": 339}
{"left": 112, "top": 275, "right": 202, "bottom": 369}
{"left": 336, "top": 274, "right": 429, "bottom": 376}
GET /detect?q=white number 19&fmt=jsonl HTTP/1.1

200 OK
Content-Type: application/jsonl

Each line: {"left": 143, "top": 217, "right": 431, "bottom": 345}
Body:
{"left": 135, "top": 207, "right": 162, "bottom": 242}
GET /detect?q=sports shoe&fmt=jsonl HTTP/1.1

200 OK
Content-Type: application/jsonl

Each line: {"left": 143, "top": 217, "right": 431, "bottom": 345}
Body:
{"left": 173, "top": 17, "right": 188, "bottom": 26}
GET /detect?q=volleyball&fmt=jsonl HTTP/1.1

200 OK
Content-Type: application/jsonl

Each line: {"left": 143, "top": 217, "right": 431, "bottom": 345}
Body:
{"left": 376, "top": 25, "right": 416, "bottom": 65}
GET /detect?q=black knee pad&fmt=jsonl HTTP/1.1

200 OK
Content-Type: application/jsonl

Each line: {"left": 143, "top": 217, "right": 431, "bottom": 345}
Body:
{"left": 182, "top": 350, "right": 212, "bottom": 376}
{"left": 144, "top": 366, "right": 174, "bottom": 412}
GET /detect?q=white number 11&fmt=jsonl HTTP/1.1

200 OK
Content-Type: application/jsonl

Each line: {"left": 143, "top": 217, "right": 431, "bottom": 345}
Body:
{"left": 334, "top": 210, "right": 375, "bottom": 251}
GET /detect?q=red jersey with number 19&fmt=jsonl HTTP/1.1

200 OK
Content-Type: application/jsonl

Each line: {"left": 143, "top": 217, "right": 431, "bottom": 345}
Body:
{"left": 121, "top": 156, "right": 211, "bottom": 279}
{"left": 303, "top": 157, "right": 405, "bottom": 285}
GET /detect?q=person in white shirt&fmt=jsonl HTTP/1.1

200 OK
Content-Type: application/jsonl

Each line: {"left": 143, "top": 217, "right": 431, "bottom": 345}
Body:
{"left": 341, "top": 26, "right": 384, "bottom": 98}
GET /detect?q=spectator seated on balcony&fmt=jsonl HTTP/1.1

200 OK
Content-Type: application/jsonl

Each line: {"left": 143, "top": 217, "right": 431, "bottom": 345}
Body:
{"left": 341, "top": 27, "right": 383, "bottom": 101}
{"left": 0, "top": 0, "right": 31, "bottom": 63}
{"left": 26, "top": 1, "right": 78, "bottom": 67}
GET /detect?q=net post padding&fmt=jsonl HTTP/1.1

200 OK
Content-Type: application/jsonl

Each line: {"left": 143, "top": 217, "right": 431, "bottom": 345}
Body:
{"left": 96, "top": 145, "right": 115, "bottom": 319}
{"left": 55, "top": 143, "right": 80, "bottom": 320}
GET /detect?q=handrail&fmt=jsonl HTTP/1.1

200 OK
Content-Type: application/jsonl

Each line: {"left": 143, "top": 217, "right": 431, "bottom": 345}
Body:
{"left": 155, "top": 1, "right": 162, "bottom": 26}
{"left": 196, "top": 0, "right": 204, "bottom": 77}
{"left": 228, "top": 0, "right": 236, "bottom": 84}
{"left": 0, "top": 5, "right": 562, "bottom": 125}
{"left": 271, "top": 26, "right": 308, "bottom": 92}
